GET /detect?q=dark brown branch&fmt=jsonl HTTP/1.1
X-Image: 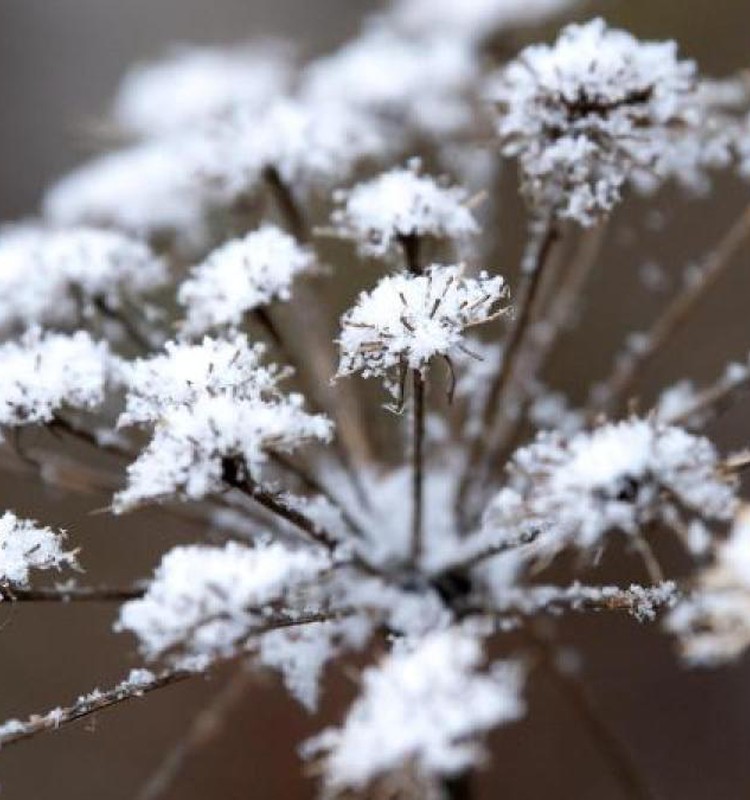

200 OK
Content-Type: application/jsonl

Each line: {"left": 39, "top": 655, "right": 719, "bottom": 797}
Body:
{"left": 0, "top": 584, "right": 146, "bottom": 603}
{"left": 0, "top": 612, "right": 336, "bottom": 750}
{"left": 411, "top": 370, "right": 425, "bottom": 565}
{"left": 455, "top": 220, "right": 560, "bottom": 524}
{"left": 594, "top": 203, "right": 750, "bottom": 414}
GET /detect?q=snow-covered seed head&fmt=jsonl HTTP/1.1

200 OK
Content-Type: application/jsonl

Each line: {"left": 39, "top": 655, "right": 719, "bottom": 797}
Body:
{"left": 304, "top": 628, "right": 524, "bottom": 789}
{"left": 332, "top": 162, "right": 480, "bottom": 258}
{"left": 337, "top": 265, "right": 508, "bottom": 387}
{"left": 178, "top": 225, "right": 314, "bottom": 336}
{"left": 112, "top": 43, "right": 293, "bottom": 138}
{"left": 484, "top": 417, "right": 738, "bottom": 555}
{"left": 0, "top": 226, "right": 166, "bottom": 332}
{"left": 301, "top": 28, "right": 479, "bottom": 139}
{"left": 0, "top": 512, "right": 77, "bottom": 587}
{"left": 114, "top": 335, "right": 332, "bottom": 509}
{"left": 0, "top": 328, "right": 110, "bottom": 429}
{"left": 117, "top": 541, "right": 330, "bottom": 663}
{"left": 42, "top": 141, "right": 213, "bottom": 253}
{"left": 488, "top": 19, "right": 698, "bottom": 225}
{"left": 192, "top": 97, "right": 388, "bottom": 203}
{"left": 666, "top": 506, "right": 750, "bottom": 666}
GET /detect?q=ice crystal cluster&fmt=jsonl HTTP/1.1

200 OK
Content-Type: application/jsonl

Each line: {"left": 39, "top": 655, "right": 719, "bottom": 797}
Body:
{"left": 4, "top": 1, "right": 750, "bottom": 796}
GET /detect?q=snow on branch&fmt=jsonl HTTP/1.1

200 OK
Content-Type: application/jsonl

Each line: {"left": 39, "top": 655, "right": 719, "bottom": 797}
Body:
{"left": 488, "top": 19, "right": 701, "bottom": 224}
{"left": 0, "top": 328, "right": 110, "bottom": 429}
{"left": 114, "top": 335, "right": 331, "bottom": 509}
{"left": 178, "top": 225, "right": 314, "bottom": 335}
{"left": 116, "top": 541, "right": 331, "bottom": 663}
{"left": 0, "top": 226, "right": 166, "bottom": 332}
{"left": 338, "top": 264, "right": 507, "bottom": 385}
{"left": 331, "top": 162, "right": 479, "bottom": 258}
{"left": 304, "top": 628, "right": 524, "bottom": 789}
{"left": 112, "top": 43, "right": 293, "bottom": 138}
{"left": 483, "top": 417, "right": 738, "bottom": 558}
{"left": 0, "top": 512, "right": 77, "bottom": 587}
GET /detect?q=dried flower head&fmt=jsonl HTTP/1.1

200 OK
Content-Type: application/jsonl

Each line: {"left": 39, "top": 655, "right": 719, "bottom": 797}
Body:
{"left": 332, "top": 163, "right": 479, "bottom": 258}
{"left": 338, "top": 265, "right": 507, "bottom": 385}
{"left": 0, "top": 226, "right": 166, "bottom": 332}
{"left": 484, "top": 417, "right": 738, "bottom": 555}
{"left": 0, "top": 328, "right": 109, "bottom": 429}
{"left": 114, "top": 336, "right": 332, "bottom": 509}
{"left": 117, "top": 541, "right": 329, "bottom": 662}
{"left": 0, "top": 512, "right": 77, "bottom": 587}
{"left": 178, "top": 225, "right": 314, "bottom": 336}
{"left": 302, "top": 27, "right": 479, "bottom": 139}
{"left": 113, "top": 43, "right": 293, "bottom": 137}
{"left": 488, "top": 19, "right": 698, "bottom": 224}
{"left": 305, "top": 628, "right": 524, "bottom": 789}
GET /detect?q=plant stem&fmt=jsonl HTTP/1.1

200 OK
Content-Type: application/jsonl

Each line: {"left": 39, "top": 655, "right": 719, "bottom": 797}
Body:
{"left": 594, "top": 203, "right": 750, "bottom": 415}
{"left": 455, "top": 219, "right": 560, "bottom": 525}
{"left": 411, "top": 369, "right": 425, "bottom": 565}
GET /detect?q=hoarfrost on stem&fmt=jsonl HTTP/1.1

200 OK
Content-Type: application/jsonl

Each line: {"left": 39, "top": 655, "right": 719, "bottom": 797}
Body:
{"left": 0, "top": 512, "right": 77, "bottom": 587}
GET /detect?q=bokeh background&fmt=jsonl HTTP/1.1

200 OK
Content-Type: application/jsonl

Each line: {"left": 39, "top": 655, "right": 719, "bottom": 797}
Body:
{"left": 1, "top": 0, "right": 750, "bottom": 798}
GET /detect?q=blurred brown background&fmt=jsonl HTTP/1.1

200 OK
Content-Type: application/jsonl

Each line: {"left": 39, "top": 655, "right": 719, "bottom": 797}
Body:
{"left": 2, "top": 1, "right": 750, "bottom": 798}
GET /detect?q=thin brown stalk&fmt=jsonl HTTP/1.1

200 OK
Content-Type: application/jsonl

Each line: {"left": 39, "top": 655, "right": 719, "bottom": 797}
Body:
{"left": 262, "top": 165, "right": 375, "bottom": 478}
{"left": 136, "top": 666, "right": 255, "bottom": 800}
{"left": 0, "top": 584, "right": 145, "bottom": 603}
{"left": 411, "top": 370, "right": 425, "bottom": 565}
{"left": 455, "top": 220, "right": 560, "bottom": 524}
{"left": 487, "top": 221, "right": 609, "bottom": 473}
{"left": 0, "top": 612, "right": 335, "bottom": 750}
{"left": 664, "top": 370, "right": 750, "bottom": 429}
{"left": 594, "top": 203, "right": 750, "bottom": 414}
{"left": 526, "top": 628, "right": 660, "bottom": 800}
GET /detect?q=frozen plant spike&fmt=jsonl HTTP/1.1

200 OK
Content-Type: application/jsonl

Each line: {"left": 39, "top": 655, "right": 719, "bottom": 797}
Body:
{"left": 117, "top": 541, "right": 330, "bottom": 662}
{"left": 484, "top": 417, "right": 738, "bottom": 555}
{"left": 332, "top": 163, "right": 479, "bottom": 258}
{"left": 114, "top": 335, "right": 332, "bottom": 508}
{"left": 488, "top": 18, "right": 698, "bottom": 225}
{"left": 113, "top": 43, "right": 293, "bottom": 137}
{"left": 178, "top": 225, "right": 314, "bottom": 336}
{"left": 304, "top": 628, "right": 524, "bottom": 788}
{"left": 0, "top": 512, "right": 77, "bottom": 587}
{"left": 338, "top": 265, "right": 507, "bottom": 385}
{"left": 0, "top": 328, "right": 109, "bottom": 428}
{"left": 0, "top": 226, "right": 166, "bottom": 332}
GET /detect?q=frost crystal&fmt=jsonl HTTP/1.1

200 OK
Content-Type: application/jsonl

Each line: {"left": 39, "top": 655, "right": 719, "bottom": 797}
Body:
{"left": 488, "top": 19, "right": 698, "bottom": 224}
{"left": 117, "top": 541, "right": 329, "bottom": 661}
{"left": 0, "top": 328, "right": 109, "bottom": 428}
{"left": 387, "top": 0, "right": 575, "bottom": 44}
{"left": 115, "top": 336, "right": 332, "bottom": 509}
{"left": 332, "top": 164, "right": 479, "bottom": 257}
{"left": 0, "top": 512, "right": 76, "bottom": 586}
{"left": 302, "top": 28, "right": 478, "bottom": 139}
{"left": 113, "top": 44, "right": 292, "bottom": 137}
{"left": 484, "top": 418, "right": 737, "bottom": 555}
{"left": 305, "top": 629, "right": 524, "bottom": 787}
{"left": 0, "top": 226, "right": 165, "bottom": 332}
{"left": 338, "top": 265, "right": 507, "bottom": 380}
{"left": 178, "top": 225, "right": 313, "bottom": 336}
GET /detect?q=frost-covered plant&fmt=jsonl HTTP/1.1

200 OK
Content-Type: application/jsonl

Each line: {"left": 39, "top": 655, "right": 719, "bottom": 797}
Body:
{"left": 5, "top": 2, "right": 750, "bottom": 798}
